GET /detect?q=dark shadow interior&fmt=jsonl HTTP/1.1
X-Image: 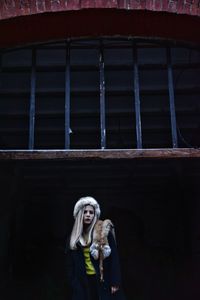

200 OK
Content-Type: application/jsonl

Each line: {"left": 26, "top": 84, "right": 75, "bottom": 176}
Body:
{"left": 0, "top": 158, "right": 200, "bottom": 300}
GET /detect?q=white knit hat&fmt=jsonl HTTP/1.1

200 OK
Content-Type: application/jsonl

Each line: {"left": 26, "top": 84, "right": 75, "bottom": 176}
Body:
{"left": 73, "top": 196, "right": 101, "bottom": 219}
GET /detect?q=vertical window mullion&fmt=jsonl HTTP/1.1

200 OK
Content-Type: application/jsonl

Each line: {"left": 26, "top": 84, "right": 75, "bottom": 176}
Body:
{"left": 99, "top": 41, "right": 106, "bottom": 149}
{"left": 133, "top": 43, "right": 142, "bottom": 149}
{"left": 0, "top": 53, "right": 2, "bottom": 150}
{"left": 29, "top": 48, "right": 36, "bottom": 150}
{"left": 65, "top": 40, "right": 71, "bottom": 149}
{"left": 166, "top": 47, "right": 178, "bottom": 148}
{"left": 0, "top": 52, "right": 2, "bottom": 92}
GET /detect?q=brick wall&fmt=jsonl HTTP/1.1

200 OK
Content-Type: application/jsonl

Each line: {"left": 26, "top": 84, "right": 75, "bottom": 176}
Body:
{"left": 0, "top": 0, "right": 200, "bottom": 20}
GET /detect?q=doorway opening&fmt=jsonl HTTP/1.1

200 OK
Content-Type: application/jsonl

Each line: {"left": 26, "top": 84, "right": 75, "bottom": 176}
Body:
{"left": 0, "top": 157, "right": 199, "bottom": 300}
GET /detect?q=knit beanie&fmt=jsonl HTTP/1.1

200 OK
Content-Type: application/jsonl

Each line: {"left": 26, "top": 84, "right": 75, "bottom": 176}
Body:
{"left": 73, "top": 196, "right": 101, "bottom": 219}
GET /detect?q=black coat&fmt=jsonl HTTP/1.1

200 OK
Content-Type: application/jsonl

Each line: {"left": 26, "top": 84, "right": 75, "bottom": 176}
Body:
{"left": 65, "top": 232, "right": 125, "bottom": 300}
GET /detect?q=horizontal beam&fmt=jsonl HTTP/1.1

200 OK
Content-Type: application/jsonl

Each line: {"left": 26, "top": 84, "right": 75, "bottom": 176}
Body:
{"left": 1, "top": 87, "right": 199, "bottom": 96}
{"left": 3, "top": 63, "right": 200, "bottom": 73}
{"left": 0, "top": 149, "right": 200, "bottom": 160}
{"left": 0, "top": 108, "right": 198, "bottom": 119}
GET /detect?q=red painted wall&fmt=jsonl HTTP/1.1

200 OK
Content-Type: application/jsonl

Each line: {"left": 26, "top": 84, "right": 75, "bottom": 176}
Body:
{"left": 0, "top": 1, "right": 200, "bottom": 48}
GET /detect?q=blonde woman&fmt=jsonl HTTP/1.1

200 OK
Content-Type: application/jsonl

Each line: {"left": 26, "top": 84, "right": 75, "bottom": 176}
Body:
{"left": 65, "top": 196, "right": 125, "bottom": 300}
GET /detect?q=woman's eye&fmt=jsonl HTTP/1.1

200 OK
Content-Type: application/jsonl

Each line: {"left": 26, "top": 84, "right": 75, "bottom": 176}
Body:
{"left": 84, "top": 209, "right": 94, "bottom": 214}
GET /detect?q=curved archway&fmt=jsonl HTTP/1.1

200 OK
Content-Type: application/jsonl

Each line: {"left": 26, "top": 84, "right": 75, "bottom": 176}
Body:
{"left": 0, "top": 3, "right": 200, "bottom": 48}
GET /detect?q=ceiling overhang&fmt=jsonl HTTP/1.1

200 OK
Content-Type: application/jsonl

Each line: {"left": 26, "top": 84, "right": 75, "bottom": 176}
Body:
{"left": 0, "top": 1, "right": 200, "bottom": 48}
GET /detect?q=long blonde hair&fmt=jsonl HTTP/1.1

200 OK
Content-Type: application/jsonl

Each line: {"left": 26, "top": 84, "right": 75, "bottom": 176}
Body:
{"left": 70, "top": 205, "right": 98, "bottom": 250}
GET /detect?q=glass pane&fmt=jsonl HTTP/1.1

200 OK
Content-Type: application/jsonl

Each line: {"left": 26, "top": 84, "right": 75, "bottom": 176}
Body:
{"left": 70, "top": 46, "right": 100, "bottom": 149}
{"left": 138, "top": 47, "right": 172, "bottom": 148}
{"left": 105, "top": 47, "right": 136, "bottom": 149}
{"left": 0, "top": 50, "right": 30, "bottom": 149}
{"left": 35, "top": 95, "right": 65, "bottom": 149}
{"left": 172, "top": 48, "right": 200, "bottom": 148}
{"left": 2, "top": 49, "right": 31, "bottom": 67}
{"left": 0, "top": 95, "right": 29, "bottom": 149}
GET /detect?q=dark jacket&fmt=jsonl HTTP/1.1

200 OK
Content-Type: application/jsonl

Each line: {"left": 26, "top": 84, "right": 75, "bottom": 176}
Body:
{"left": 65, "top": 232, "right": 125, "bottom": 300}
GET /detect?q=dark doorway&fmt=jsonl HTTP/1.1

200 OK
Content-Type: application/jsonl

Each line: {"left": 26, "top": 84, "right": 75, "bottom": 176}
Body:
{"left": 0, "top": 157, "right": 200, "bottom": 300}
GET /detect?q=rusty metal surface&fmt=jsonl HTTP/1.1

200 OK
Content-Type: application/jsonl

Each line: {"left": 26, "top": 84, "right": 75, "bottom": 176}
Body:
{"left": 0, "top": 0, "right": 200, "bottom": 20}
{"left": 0, "top": 149, "right": 200, "bottom": 160}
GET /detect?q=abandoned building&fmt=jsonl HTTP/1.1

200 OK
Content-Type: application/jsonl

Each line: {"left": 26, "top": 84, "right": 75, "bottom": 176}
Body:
{"left": 0, "top": 1, "right": 200, "bottom": 299}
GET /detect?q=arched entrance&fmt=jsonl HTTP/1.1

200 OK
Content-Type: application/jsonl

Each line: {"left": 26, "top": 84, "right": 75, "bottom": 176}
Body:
{"left": 0, "top": 2, "right": 200, "bottom": 299}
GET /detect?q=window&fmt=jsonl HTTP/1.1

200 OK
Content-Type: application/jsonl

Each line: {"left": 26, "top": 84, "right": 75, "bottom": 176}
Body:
{"left": 0, "top": 38, "right": 199, "bottom": 150}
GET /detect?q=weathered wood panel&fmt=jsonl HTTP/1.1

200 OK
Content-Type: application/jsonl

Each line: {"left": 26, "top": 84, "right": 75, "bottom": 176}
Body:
{"left": 0, "top": 0, "right": 200, "bottom": 20}
{"left": 0, "top": 149, "right": 200, "bottom": 160}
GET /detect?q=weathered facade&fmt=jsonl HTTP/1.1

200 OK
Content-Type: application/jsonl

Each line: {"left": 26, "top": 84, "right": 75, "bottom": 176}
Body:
{"left": 0, "top": 1, "right": 200, "bottom": 300}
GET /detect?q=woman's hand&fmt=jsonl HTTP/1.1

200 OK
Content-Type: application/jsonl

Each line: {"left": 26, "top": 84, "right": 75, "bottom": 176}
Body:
{"left": 111, "top": 286, "right": 119, "bottom": 294}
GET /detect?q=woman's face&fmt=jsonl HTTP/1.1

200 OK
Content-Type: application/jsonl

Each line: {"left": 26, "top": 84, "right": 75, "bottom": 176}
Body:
{"left": 83, "top": 205, "right": 95, "bottom": 225}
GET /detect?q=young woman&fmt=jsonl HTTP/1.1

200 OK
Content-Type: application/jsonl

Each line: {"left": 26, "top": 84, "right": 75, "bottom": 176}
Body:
{"left": 65, "top": 196, "right": 125, "bottom": 300}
